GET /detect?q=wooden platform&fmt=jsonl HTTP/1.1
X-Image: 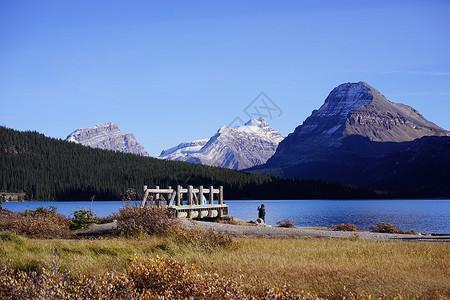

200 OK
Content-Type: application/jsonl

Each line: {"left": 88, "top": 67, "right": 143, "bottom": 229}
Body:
{"left": 140, "top": 185, "right": 228, "bottom": 219}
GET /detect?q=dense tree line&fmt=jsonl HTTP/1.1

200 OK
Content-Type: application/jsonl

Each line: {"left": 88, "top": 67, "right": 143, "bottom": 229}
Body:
{"left": 0, "top": 126, "right": 376, "bottom": 200}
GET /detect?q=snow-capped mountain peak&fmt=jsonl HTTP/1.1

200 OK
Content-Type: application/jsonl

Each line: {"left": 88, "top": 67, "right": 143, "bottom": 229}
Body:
{"left": 266, "top": 81, "right": 450, "bottom": 167}
{"left": 159, "top": 118, "right": 284, "bottom": 170}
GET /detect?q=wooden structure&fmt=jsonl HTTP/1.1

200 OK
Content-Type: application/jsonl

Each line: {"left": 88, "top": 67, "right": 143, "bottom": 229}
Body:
{"left": 140, "top": 185, "right": 228, "bottom": 219}
{"left": 0, "top": 192, "right": 26, "bottom": 201}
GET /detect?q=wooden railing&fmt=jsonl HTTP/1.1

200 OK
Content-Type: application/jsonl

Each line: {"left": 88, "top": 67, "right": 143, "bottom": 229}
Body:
{"left": 140, "top": 185, "right": 228, "bottom": 218}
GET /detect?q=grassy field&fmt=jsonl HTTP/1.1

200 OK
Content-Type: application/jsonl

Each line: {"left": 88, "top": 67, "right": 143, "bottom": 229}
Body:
{"left": 1, "top": 233, "right": 448, "bottom": 299}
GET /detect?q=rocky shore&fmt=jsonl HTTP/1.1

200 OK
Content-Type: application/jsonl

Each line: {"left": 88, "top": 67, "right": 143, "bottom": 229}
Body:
{"left": 80, "top": 219, "right": 450, "bottom": 242}
{"left": 181, "top": 219, "right": 450, "bottom": 242}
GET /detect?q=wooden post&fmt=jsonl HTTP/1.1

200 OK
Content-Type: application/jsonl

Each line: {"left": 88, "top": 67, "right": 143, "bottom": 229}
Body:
{"left": 167, "top": 186, "right": 171, "bottom": 205}
{"left": 176, "top": 185, "right": 181, "bottom": 206}
{"left": 140, "top": 186, "right": 148, "bottom": 208}
{"left": 188, "top": 185, "right": 193, "bottom": 206}
{"left": 199, "top": 186, "right": 204, "bottom": 205}
{"left": 209, "top": 186, "right": 214, "bottom": 205}
{"left": 155, "top": 186, "right": 160, "bottom": 206}
{"left": 219, "top": 186, "right": 223, "bottom": 205}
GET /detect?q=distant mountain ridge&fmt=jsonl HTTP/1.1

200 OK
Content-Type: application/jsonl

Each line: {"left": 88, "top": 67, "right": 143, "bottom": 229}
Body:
{"left": 66, "top": 122, "right": 149, "bottom": 157}
{"left": 251, "top": 82, "right": 450, "bottom": 196}
{"left": 159, "top": 118, "right": 284, "bottom": 170}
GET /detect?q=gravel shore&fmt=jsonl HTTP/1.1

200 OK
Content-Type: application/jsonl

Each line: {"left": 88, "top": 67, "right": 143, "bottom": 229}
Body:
{"left": 80, "top": 219, "right": 450, "bottom": 242}
{"left": 181, "top": 219, "right": 450, "bottom": 242}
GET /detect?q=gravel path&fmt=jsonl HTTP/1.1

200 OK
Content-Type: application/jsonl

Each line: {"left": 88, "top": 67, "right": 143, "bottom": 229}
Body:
{"left": 78, "top": 219, "right": 450, "bottom": 242}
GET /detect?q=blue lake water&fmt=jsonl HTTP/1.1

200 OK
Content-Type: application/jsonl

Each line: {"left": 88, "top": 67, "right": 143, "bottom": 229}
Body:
{"left": 4, "top": 199, "right": 449, "bottom": 234}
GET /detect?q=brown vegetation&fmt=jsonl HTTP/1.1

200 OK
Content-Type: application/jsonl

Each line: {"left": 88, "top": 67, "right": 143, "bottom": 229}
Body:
{"left": 276, "top": 218, "right": 295, "bottom": 228}
{"left": 0, "top": 233, "right": 448, "bottom": 299}
{"left": 370, "top": 222, "right": 417, "bottom": 234}
{"left": 0, "top": 202, "right": 448, "bottom": 299}
{"left": 331, "top": 223, "right": 358, "bottom": 231}
{"left": 0, "top": 206, "right": 70, "bottom": 238}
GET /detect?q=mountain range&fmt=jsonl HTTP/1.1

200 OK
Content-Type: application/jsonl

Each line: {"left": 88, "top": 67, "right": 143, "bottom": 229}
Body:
{"left": 159, "top": 118, "right": 284, "bottom": 170}
{"left": 64, "top": 82, "right": 449, "bottom": 196}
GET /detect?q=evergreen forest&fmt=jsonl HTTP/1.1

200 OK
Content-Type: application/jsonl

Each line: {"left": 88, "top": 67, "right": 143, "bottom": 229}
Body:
{"left": 0, "top": 126, "right": 376, "bottom": 200}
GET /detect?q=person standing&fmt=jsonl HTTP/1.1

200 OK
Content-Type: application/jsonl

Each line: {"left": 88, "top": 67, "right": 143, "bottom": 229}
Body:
{"left": 257, "top": 204, "right": 265, "bottom": 223}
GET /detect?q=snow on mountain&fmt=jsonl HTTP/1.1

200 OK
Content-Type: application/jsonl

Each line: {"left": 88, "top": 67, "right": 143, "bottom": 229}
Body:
{"left": 266, "top": 81, "right": 450, "bottom": 167}
{"left": 159, "top": 139, "right": 209, "bottom": 160}
{"left": 66, "top": 122, "right": 149, "bottom": 157}
{"left": 159, "top": 118, "right": 284, "bottom": 170}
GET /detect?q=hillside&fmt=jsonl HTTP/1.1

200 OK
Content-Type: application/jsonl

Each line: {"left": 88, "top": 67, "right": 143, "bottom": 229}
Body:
{"left": 0, "top": 126, "right": 375, "bottom": 200}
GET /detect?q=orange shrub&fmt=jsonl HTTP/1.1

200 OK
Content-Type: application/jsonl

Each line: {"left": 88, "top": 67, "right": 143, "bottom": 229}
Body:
{"left": 114, "top": 202, "right": 179, "bottom": 236}
{"left": 0, "top": 206, "right": 70, "bottom": 238}
{"left": 277, "top": 218, "right": 295, "bottom": 228}
{"left": 331, "top": 223, "right": 358, "bottom": 231}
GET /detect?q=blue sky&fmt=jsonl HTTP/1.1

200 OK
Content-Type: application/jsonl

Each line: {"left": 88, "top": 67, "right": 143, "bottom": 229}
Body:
{"left": 1, "top": 0, "right": 449, "bottom": 156}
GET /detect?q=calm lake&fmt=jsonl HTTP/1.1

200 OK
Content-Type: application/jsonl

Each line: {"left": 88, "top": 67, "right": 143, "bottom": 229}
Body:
{"left": 4, "top": 199, "right": 449, "bottom": 234}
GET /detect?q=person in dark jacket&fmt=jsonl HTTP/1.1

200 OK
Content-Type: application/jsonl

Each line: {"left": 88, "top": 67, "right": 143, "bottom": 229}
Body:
{"left": 257, "top": 204, "right": 265, "bottom": 222}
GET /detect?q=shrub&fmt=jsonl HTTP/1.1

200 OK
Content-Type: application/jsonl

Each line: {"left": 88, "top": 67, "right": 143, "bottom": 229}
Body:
{"left": 114, "top": 203, "right": 179, "bottom": 236}
{"left": 127, "top": 255, "right": 249, "bottom": 298}
{"left": 216, "top": 217, "right": 245, "bottom": 225}
{"left": 276, "top": 218, "right": 295, "bottom": 228}
{"left": 96, "top": 214, "right": 116, "bottom": 224}
{"left": 0, "top": 206, "right": 70, "bottom": 238}
{"left": 331, "top": 223, "right": 358, "bottom": 231}
{"left": 69, "top": 209, "right": 98, "bottom": 229}
{"left": 370, "top": 222, "right": 417, "bottom": 234}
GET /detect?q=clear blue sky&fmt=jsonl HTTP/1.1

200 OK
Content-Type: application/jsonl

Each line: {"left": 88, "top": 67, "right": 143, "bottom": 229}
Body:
{"left": 1, "top": 0, "right": 449, "bottom": 156}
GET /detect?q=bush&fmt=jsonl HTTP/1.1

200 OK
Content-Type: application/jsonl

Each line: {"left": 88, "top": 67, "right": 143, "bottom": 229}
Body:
{"left": 276, "top": 218, "right": 295, "bottom": 228}
{"left": 69, "top": 209, "right": 98, "bottom": 229}
{"left": 96, "top": 214, "right": 116, "bottom": 224}
{"left": 114, "top": 203, "right": 179, "bottom": 236}
{"left": 0, "top": 206, "right": 70, "bottom": 238}
{"left": 370, "top": 222, "right": 417, "bottom": 234}
{"left": 216, "top": 217, "right": 244, "bottom": 225}
{"left": 331, "top": 223, "right": 358, "bottom": 231}
{"left": 0, "top": 255, "right": 299, "bottom": 299}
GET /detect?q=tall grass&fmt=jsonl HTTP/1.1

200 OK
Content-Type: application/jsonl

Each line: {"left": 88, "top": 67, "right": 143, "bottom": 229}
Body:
{"left": 0, "top": 233, "right": 448, "bottom": 299}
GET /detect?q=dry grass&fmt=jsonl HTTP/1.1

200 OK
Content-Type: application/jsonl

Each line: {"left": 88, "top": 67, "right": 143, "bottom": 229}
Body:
{"left": 0, "top": 233, "right": 448, "bottom": 299}
{"left": 190, "top": 238, "right": 449, "bottom": 299}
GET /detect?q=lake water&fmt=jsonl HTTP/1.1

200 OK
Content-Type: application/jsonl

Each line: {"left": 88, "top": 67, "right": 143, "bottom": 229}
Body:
{"left": 3, "top": 199, "right": 449, "bottom": 234}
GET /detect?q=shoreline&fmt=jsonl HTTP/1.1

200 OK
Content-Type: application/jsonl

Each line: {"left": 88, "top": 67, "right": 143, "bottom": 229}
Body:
{"left": 183, "top": 220, "right": 450, "bottom": 242}
{"left": 80, "top": 219, "right": 450, "bottom": 242}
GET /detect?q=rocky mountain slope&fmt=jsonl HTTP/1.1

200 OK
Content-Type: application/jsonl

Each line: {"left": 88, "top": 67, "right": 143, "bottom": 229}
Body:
{"left": 159, "top": 118, "right": 284, "bottom": 170}
{"left": 251, "top": 82, "right": 450, "bottom": 195}
{"left": 66, "top": 122, "right": 149, "bottom": 156}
